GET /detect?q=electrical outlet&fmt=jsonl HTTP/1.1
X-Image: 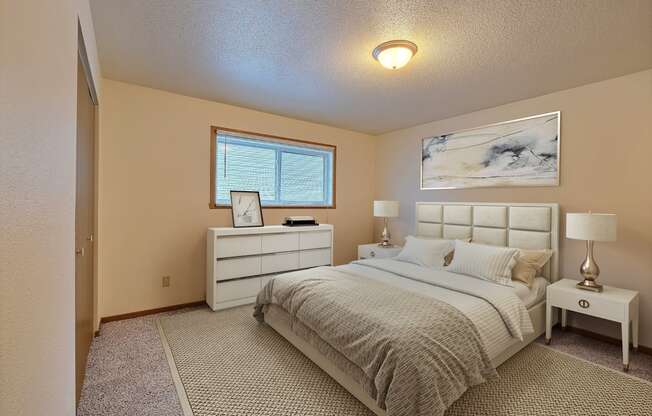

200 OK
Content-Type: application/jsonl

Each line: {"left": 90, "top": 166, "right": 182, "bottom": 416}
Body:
{"left": 162, "top": 276, "right": 171, "bottom": 287}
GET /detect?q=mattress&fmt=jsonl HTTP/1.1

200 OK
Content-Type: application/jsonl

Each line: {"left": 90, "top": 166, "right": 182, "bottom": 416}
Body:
{"left": 336, "top": 259, "right": 537, "bottom": 360}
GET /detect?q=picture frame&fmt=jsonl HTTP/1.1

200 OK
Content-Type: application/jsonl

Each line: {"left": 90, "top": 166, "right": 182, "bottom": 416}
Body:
{"left": 420, "top": 111, "right": 560, "bottom": 190}
{"left": 229, "top": 191, "right": 264, "bottom": 228}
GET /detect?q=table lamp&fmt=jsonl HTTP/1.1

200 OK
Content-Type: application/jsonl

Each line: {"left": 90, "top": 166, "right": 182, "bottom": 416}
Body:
{"left": 374, "top": 200, "right": 399, "bottom": 247}
{"left": 566, "top": 212, "right": 617, "bottom": 292}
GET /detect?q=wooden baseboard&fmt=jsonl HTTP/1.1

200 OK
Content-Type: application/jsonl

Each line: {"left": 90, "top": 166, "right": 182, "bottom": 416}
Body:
{"left": 557, "top": 323, "right": 651, "bottom": 356}
{"left": 100, "top": 300, "right": 206, "bottom": 324}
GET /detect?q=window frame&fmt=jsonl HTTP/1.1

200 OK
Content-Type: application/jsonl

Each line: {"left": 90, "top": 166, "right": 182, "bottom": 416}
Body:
{"left": 209, "top": 126, "right": 337, "bottom": 209}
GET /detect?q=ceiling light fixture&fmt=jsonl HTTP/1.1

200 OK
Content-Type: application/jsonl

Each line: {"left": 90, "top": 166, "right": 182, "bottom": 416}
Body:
{"left": 372, "top": 40, "right": 418, "bottom": 70}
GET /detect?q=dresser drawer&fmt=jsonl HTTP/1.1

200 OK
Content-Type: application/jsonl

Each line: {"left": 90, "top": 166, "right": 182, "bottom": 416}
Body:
{"left": 261, "top": 233, "right": 299, "bottom": 254}
{"left": 549, "top": 288, "right": 625, "bottom": 322}
{"left": 215, "top": 235, "right": 261, "bottom": 258}
{"left": 215, "top": 277, "right": 261, "bottom": 303}
{"left": 261, "top": 274, "right": 274, "bottom": 289}
{"left": 261, "top": 252, "right": 300, "bottom": 274}
{"left": 215, "top": 256, "right": 261, "bottom": 281}
{"left": 299, "top": 248, "right": 331, "bottom": 268}
{"left": 299, "top": 231, "right": 332, "bottom": 250}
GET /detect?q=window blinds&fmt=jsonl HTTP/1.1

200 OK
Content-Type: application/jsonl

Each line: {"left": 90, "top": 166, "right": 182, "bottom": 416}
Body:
{"left": 215, "top": 132, "right": 334, "bottom": 207}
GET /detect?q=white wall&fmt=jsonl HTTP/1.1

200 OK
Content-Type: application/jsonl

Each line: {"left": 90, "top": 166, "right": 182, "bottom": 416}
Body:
{"left": 0, "top": 1, "right": 101, "bottom": 414}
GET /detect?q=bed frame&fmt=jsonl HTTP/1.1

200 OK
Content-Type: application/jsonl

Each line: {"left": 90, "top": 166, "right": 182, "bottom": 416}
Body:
{"left": 265, "top": 202, "right": 560, "bottom": 416}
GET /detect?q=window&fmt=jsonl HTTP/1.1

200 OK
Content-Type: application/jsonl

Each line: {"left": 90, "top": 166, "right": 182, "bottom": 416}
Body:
{"left": 210, "top": 127, "right": 335, "bottom": 208}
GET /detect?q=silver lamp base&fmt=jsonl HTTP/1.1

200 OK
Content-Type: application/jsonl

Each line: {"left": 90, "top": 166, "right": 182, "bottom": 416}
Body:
{"left": 378, "top": 217, "right": 394, "bottom": 247}
{"left": 576, "top": 240, "right": 603, "bottom": 293}
{"left": 576, "top": 279, "right": 603, "bottom": 292}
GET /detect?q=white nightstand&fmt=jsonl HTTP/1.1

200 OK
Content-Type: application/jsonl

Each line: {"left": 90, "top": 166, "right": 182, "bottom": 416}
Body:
{"left": 545, "top": 278, "right": 639, "bottom": 371}
{"left": 358, "top": 243, "right": 402, "bottom": 260}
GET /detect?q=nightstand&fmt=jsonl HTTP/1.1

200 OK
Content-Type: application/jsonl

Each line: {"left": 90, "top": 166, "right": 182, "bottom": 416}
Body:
{"left": 545, "top": 278, "right": 639, "bottom": 371}
{"left": 357, "top": 244, "right": 402, "bottom": 260}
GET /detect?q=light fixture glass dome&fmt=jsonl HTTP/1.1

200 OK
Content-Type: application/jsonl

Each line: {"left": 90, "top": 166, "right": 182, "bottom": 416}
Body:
{"left": 372, "top": 40, "right": 418, "bottom": 70}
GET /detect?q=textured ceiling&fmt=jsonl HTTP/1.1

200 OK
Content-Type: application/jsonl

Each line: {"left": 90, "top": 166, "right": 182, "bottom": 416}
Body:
{"left": 90, "top": 0, "right": 652, "bottom": 134}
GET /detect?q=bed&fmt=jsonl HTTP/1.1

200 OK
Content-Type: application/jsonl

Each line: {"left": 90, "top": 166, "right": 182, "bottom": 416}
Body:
{"left": 256, "top": 202, "right": 559, "bottom": 416}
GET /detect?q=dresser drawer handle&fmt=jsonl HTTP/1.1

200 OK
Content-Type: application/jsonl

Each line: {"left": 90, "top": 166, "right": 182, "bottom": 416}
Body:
{"left": 578, "top": 299, "right": 590, "bottom": 309}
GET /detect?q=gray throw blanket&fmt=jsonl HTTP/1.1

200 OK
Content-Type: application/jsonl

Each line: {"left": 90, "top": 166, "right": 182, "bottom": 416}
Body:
{"left": 254, "top": 267, "right": 497, "bottom": 416}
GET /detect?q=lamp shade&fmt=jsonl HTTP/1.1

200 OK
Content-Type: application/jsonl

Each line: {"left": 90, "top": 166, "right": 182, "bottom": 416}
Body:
{"left": 374, "top": 200, "right": 399, "bottom": 218}
{"left": 566, "top": 213, "right": 617, "bottom": 242}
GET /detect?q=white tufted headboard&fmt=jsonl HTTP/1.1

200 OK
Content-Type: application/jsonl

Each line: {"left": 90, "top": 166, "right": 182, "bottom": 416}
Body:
{"left": 415, "top": 202, "right": 560, "bottom": 282}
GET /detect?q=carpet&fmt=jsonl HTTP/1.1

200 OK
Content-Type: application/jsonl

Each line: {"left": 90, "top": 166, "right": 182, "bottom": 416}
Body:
{"left": 159, "top": 305, "right": 652, "bottom": 416}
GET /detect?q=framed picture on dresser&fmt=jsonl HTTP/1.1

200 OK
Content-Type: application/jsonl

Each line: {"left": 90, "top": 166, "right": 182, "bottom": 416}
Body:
{"left": 230, "top": 190, "right": 264, "bottom": 227}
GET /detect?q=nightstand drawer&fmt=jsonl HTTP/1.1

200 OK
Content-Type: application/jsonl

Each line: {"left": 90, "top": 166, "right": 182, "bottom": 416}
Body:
{"left": 358, "top": 244, "right": 402, "bottom": 260}
{"left": 548, "top": 288, "right": 625, "bottom": 322}
{"left": 364, "top": 247, "right": 381, "bottom": 259}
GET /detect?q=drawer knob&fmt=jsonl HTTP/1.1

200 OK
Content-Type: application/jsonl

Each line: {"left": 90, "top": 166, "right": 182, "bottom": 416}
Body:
{"left": 370, "top": 251, "right": 376, "bottom": 257}
{"left": 578, "top": 299, "right": 590, "bottom": 309}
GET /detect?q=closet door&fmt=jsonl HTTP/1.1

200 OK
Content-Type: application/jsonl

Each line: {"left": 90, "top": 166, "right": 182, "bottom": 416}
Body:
{"left": 75, "top": 57, "right": 95, "bottom": 403}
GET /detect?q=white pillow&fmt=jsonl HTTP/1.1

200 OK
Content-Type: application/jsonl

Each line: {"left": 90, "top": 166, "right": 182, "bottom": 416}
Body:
{"left": 446, "top": 241, "right": 519, "bottom": 286}
{"left": 395, "top": 236, "right": 454, "bottom": 268}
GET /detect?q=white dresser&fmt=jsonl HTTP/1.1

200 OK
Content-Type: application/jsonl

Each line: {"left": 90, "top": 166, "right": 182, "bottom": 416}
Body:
{"left": 206, "top": 224, "right": 334, "bottom": 311}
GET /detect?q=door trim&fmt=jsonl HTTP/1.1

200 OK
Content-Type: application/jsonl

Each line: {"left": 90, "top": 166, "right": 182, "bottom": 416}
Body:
{"left": 77, "top": 21, "right": 98, "bottom": 105}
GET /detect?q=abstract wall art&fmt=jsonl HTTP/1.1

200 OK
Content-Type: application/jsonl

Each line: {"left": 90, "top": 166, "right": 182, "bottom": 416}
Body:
{"left": 421, "top": 111, "right": 560, "bottom": 189}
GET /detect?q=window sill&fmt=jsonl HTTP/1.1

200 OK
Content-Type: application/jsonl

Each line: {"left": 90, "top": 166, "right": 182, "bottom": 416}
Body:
{"left": 209, "top": 203, "right": 335, "bottom": 209}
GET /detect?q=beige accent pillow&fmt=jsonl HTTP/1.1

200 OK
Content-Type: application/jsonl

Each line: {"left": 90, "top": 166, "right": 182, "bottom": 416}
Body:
{"left": 511, "top": 249, "right": 553, "bottom": 287}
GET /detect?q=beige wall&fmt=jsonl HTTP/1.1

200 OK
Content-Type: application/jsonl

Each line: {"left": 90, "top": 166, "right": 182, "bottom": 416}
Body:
{"left": 0, "top": 1, "right": 102, "bottom": 415}
{"left": 375, "top": 69, "right": 652, "bottom": 347}
{"left": 98, "top": 79, "right": 376, "bottom": 318}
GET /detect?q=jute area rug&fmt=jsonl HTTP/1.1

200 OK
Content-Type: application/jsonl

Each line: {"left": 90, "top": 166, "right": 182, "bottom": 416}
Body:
{"left": 158, "top": 305, "right": 652, "bottom": 416}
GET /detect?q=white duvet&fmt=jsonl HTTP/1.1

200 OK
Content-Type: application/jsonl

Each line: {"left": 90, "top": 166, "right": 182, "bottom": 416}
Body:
{"left": 338, "top": 258, "right": 536, "bottom": 360}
